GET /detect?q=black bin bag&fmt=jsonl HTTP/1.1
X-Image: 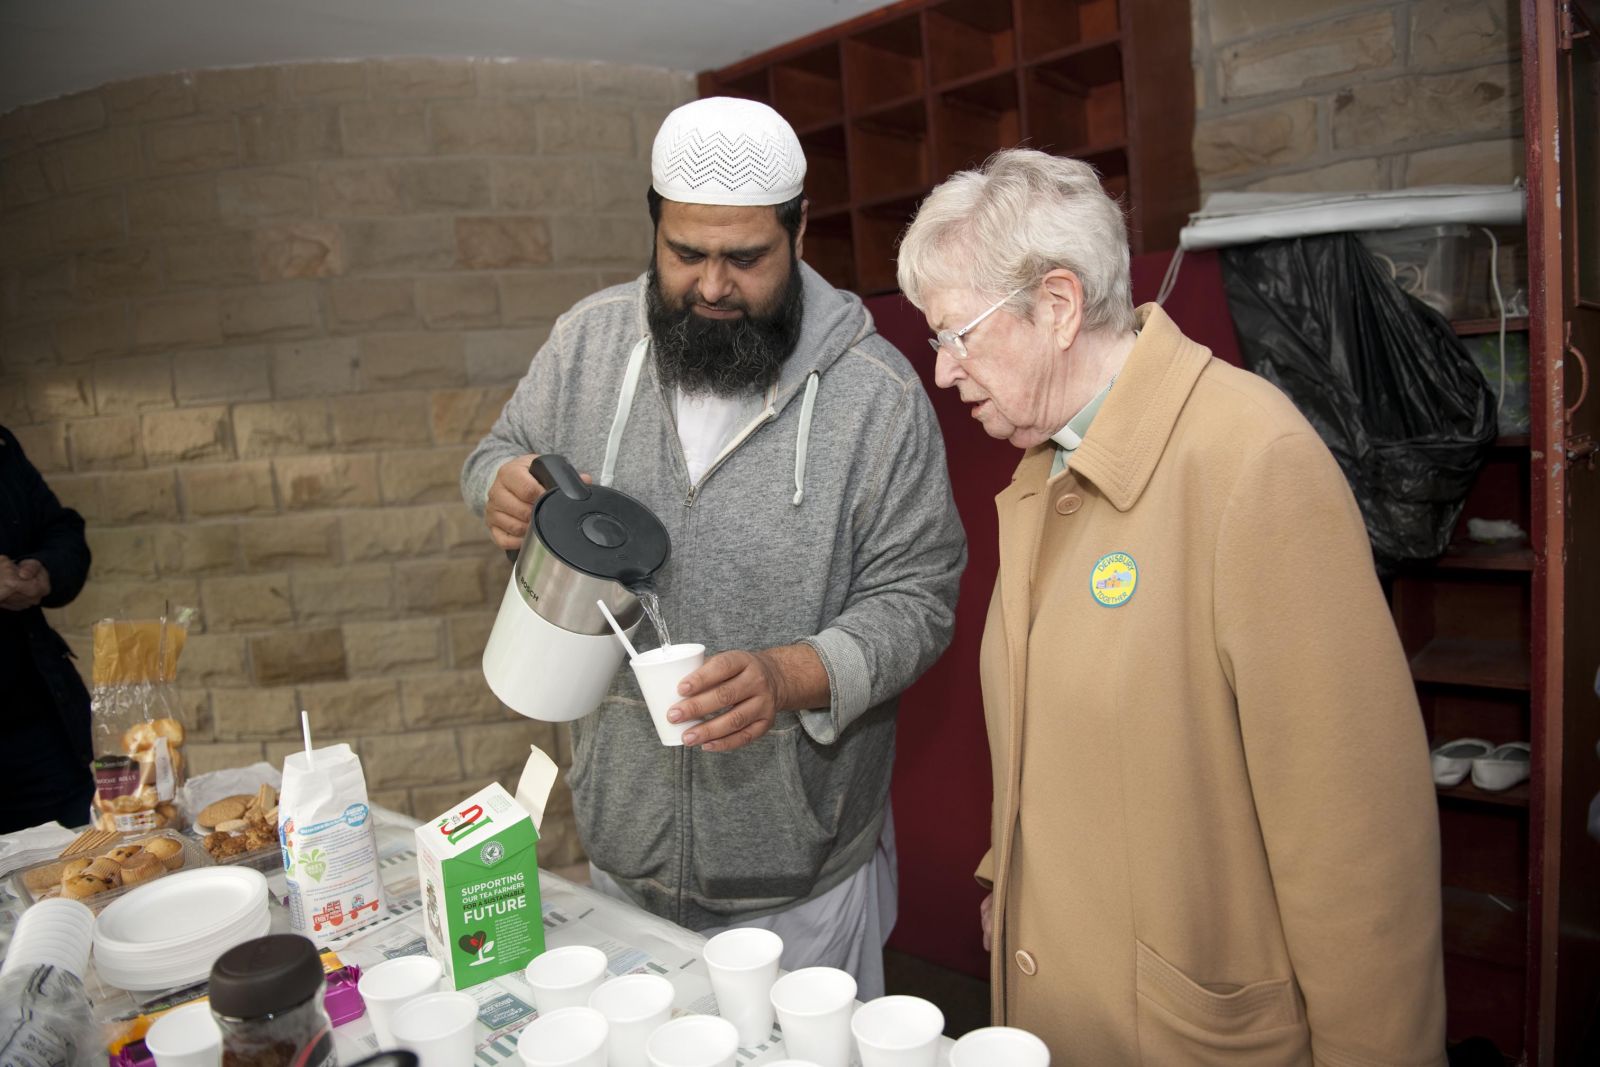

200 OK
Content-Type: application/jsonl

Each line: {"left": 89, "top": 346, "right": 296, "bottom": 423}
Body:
{"left": 1220, "top": 234, "right": 1496, "bottom": 573}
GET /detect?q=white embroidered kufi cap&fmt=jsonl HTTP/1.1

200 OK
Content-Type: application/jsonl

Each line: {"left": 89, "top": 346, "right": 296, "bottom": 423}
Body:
{"left": 651, "top": 97, "right": 806, "bottom": 207}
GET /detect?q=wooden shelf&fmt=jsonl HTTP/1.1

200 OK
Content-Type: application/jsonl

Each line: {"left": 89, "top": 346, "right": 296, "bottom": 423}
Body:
{"left": 1019, "top": 0, "right": 1120, "bottom": 61}
{"left": 798, "top": 123, "right": 849, "bottom": 213}
{"left": 927, "top": 0, "right": 1015, "bottom": 87}
{"left": 1410, "top": 637, "right": 1531, "bottom": 691}
{"left": 1438, "top": 780, "right": 1531, "bottom": 809}
{"left": 1427, "top": 542, "right": 1536, "bottom": 573}
{"left": 1024, "top": 47, "right": 1125, "bottom": 157}
{"left": 803, "top": 211, "right": 855, "bottom": 292}
{"left": 703, "top": 0, "right": 1197, "bottom": 276}
{"left": 843, "top": 14, "right": 923, "bottom": 114}
{"left": 772, "top": 45, "right": 843, "bottom": 130}
{"left": 850, "top": 102, "right": 928, "bottom": 202}
{"left": 1026, "top": 35, "right": 1125, "bottom": 86}
{"left": 1442, "top": 886, "right": 1528, "bottom": 970}
{"left": 935, "top": 72, "right": 1020, "bottom": 176}
{"left": 1453, "top": 317, "right": 1530, "bottom": 336}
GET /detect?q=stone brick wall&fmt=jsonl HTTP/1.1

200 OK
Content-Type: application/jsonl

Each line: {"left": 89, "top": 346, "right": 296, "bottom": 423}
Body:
{"left": 1191, "top": 0, "right": 1523, "bottom": 192}
{"left": 0, "top": 58, "right": 696, "bottom": 866}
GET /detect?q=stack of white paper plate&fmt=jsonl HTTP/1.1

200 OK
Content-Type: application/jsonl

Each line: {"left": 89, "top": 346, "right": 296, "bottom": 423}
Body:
{"left": 92, "top": 866, "right": 270, "bottom": 991}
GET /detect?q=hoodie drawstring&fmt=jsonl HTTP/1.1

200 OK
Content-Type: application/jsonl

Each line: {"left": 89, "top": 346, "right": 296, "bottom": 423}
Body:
{"left": 792, "top": 372, "right": 819, "bottom": 507}
{"left": 601, "top": 337, "right": 650, "bottom": 487}
{"left": 603, "top": 337, "right": 819, "bottom": 506}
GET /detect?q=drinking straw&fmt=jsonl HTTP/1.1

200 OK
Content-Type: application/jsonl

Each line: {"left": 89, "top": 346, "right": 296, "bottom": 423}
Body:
{"left": 301, "top": 710, "right": 314, "bottom": 768}
{"left": 595, "top": 599, "right": 639, "bottom": 661}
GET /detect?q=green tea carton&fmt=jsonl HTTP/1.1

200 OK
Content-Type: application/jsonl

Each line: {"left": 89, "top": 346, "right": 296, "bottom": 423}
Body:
{"left": 416, "top": 745, "right": 558, "bottom": 989}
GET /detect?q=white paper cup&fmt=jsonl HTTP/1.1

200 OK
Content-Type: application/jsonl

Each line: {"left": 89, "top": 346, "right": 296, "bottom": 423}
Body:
{"left": 359, "top": 954, "right": 445, "bottom": 1049}
{"left": 391, "top": 990, "right": 480, "bottom": 1067}
{"left": 517, "top": 1006, "right": 609, "bottom": 1067}
{"left": 950, "top": 1026, "right": 1050, "bottom": 1067}
{"left": 851, "top": 996, "right": 944, "bottom": 1067}
{"left": 144, "top": 1001, "right": 222, "bottom": 1067}
{"left": 769, "top": 967, "right": 857, "bottom": 1067}
{"left": 630, "top": 644, "right": 706, "bottom": 746}
{"left": 0, "top": 898, "right": 95, "bottom": 980}
{"left": 646, "top": 1015, "right": 739, "bottom": 1067}
{"left": 526, "top": 945, "right": 610, "bottom": 1014}
{"left": 703, "top": 928, "right": 782, "bottom": 1047}
{"left": 587, "top": 974, "right": 675, "bottom": 1067}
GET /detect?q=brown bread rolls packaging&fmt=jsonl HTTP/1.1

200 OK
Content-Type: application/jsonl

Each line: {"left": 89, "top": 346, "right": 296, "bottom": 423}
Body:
{"left": 89, "top": 608, "right": 195, "bottom": 834}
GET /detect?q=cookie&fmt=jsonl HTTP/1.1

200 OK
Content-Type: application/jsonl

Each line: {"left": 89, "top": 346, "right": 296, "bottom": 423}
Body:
{"left": 199, "top": 796, "right": 249, "bottom": 827}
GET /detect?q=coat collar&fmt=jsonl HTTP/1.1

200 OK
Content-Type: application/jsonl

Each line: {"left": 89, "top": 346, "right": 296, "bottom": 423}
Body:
{"left": 1065, "top": 303, "right": 1212, "bottom": 511}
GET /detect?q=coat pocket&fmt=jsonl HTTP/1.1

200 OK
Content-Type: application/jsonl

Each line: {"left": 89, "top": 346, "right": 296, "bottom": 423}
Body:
{"left": 1133, "top": 940, "right": 1310, "bottom": 1065}
{"left": 688, "top": 724, "right": 837, "bottom": 909}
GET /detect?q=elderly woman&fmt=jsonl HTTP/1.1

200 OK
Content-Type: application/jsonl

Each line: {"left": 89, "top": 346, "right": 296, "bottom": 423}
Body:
{"left": 897, "top": 149, "right": 1446, "bottom": 1066}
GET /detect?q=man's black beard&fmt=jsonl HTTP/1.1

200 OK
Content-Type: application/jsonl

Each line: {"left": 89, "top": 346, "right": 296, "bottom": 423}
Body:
{"left": 646, "top": 253, "right": 805, "bottom": 396}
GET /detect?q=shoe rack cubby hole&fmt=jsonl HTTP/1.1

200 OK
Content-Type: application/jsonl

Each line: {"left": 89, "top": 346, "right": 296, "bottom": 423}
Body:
{"left": 1024, "top": 40, "right": 1126, "bottom": 156}
{"left": 854, "top": 197, "right": 921, "bottom": 295}
{"left": 1390, "top": 572, "right": 1532, "bottom": 692}
{"left": 849, "top": 101, "right": 929, "bottom": 203}
{"left": 934, "top": 73, "right": 1021, "bottom": 177}
{"left": 717, "top": 68, "right": 771, "bottom": 105}
{"left": 843, "top": 15, "right": 924, "bottom": 113}
{"left": 772, "top": 45, "right": 843, "bottom": 131}
{"left": 1438, "top": 805, "right": 1530, "bottom": 1055}
{"left": 803, "top": 210, "right": 857, "bottom": 293}
{"left": 800, "top": 123, "right": 851, "bottom": 213}
{"left": 1019, "top": 0, "right": 1121, "bottom": 62}
{"left": 926, "top": 0, "right": 1016, "bottom": 87}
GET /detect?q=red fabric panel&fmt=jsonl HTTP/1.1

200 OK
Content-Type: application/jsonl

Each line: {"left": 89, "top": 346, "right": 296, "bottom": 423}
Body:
{"left": 865, "top": 248, "right": 1238, "bottom": 979}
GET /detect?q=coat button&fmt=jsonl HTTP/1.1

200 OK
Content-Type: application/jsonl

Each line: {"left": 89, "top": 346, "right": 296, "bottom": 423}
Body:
{"left": 1014, "top": 949, "right": 1038, "bottom": 976}
{"left": 1054, "top": 494, "right": 1082, "bottom": 515}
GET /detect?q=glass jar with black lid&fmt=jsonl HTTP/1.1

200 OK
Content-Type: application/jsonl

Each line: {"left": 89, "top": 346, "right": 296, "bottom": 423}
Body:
{"left": 210, "top": 934, "right": 335, "bottom": 1067}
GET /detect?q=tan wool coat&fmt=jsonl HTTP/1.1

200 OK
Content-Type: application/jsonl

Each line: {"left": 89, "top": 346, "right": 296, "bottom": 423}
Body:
{"left": 976, "top": 304, "right": 1447, "bottom": 1066}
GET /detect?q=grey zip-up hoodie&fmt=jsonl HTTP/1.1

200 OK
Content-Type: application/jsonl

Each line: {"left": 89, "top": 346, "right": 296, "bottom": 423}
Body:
{"left": 461, "top": 263, "right": 966, "bottom": 929}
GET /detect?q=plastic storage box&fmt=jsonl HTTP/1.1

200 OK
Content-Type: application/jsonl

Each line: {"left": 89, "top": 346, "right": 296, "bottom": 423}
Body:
{"left": 1358, "top": 224, "right": 1526, "bottom": 321}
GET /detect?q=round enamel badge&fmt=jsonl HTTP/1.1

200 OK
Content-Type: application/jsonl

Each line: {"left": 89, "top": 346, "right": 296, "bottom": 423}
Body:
{"left": 1091, "top": 552, "right": 1138, "bottom": 607}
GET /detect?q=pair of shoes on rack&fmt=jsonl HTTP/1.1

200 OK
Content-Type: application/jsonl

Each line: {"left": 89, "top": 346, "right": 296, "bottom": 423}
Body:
{"left": 1431, "top": 739, "right": 1531, "bottom": 791}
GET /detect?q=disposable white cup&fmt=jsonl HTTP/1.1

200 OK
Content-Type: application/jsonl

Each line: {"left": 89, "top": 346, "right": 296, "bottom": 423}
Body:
{"left": 359, "top": 954, "right": 445, "bottom": 1049}
{"left": 587, "top": 974, "right": 675, "bottom": 1067}
{"left": 517, "top": 1006, "right": 609, "bottom": 1067}
{"left": 0, "top": 899, "right": 95, "bottom": 979}
{"left": 645, "top": 1015, "right": 739, "bottom": 1067}
{"left": 390, "top": 990, "right": 480, "bottom": 1067}
{"left": 769, "top": 967, "right": 857, "bottom": 1067}
{"left": 703, "top": 928, "right": 783, "bottom": 1047}
{"left": 526, "top": 945, "right": 610, "bottom": 1014}
{"left": 630, "top": 644, "right": 706, "bottom": 746}
{"left": 950, "top": 1026, "right": 1050, "bottom": 1067}
{"left": 850, "top": 996, "right": 944, "bottom": 1067}
{"left": 144, "top": 1001, "right": 222, "bottom": 1067}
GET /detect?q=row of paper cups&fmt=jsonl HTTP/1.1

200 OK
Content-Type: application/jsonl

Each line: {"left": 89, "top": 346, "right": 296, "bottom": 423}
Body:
{"left": 512, "top": 928, "right": 1047, "bottom": 1067}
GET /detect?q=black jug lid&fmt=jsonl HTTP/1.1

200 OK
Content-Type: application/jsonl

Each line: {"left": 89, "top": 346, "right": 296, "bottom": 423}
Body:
{"left": 209, "top": 934, "right": 324, "bottom": 1019}
{"left": 531, "top": 454, "right": 670, "bottom": 585}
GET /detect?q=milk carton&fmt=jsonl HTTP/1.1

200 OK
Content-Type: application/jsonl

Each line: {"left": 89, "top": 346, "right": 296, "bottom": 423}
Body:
{"left": 417, "top": 781, "right": 545, "bottom": 989}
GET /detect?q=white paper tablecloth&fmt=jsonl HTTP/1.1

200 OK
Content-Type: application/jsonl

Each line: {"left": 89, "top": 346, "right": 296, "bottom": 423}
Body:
{"left": 1, "top": 803, "right": 953, "bottom": 1065}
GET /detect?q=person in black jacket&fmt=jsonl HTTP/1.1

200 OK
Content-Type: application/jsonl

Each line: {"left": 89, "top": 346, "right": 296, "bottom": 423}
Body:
{"left": 1, "top": 425, "right": 94, "bottom": 832}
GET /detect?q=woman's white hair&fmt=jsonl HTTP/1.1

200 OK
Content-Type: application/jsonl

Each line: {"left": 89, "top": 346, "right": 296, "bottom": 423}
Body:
{"left": 896, "top": 148, "right": 1135, "bottom": 334}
